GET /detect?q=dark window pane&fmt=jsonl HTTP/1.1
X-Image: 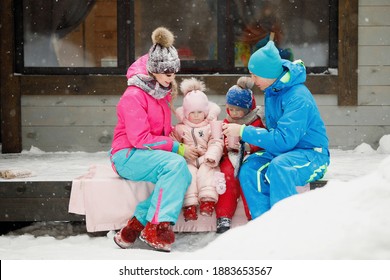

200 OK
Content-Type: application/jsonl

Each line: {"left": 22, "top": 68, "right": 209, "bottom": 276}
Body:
{"left": 22, "top": 0, "right": 118, "bottom": 67}
{"left": 134, "top": 0, "right": 218, "bottom": 61}
{"left": 232, "top": 0, "right": 331, "bottom": 68}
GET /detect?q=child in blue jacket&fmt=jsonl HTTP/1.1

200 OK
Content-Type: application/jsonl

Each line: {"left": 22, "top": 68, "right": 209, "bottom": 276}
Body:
{"left": 222, "top": 40, "right": 330, "bottom": 219}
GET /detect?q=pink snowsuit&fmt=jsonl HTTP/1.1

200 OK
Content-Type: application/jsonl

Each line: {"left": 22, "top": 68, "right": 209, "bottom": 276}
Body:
{"left": 172, "top": 117, "right": 223, "bottom": 206}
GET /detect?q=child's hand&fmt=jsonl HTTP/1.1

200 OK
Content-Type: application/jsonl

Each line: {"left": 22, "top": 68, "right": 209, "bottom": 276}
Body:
{"left": 224, "top": 137, "right": 229, "bottom": 148}
{"left": 183, "top": 144, "right": 199, "bottom": 160}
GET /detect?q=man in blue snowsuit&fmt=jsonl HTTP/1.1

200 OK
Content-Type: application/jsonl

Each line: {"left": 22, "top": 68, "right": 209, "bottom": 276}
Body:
{"left": 222, "top": 40, "right": 330, "bottom": 219}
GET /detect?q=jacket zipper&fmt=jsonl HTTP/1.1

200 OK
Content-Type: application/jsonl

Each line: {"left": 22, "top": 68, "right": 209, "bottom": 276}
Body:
{"left": 191, "top": 128, "right": 200, "bottom": 168}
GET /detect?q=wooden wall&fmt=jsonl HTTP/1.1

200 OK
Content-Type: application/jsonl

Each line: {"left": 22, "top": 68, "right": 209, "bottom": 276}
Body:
{"left": 20, "top": 0, "right": 390, "bottom": 152}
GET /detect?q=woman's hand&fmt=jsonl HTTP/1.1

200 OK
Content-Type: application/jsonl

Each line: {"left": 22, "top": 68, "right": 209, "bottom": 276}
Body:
{"left": 183, "top": 144, "right": 199, "bottom": 160}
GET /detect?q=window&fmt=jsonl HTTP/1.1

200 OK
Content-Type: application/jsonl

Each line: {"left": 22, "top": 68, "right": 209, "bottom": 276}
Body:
{"left": 16, "top": 0, "right": 123, "bottom": 74}
{"left": 15, "top": 0, "right": 338, "bottom": 75}
{"left": 133, "top": 0, "right": 227, "bottom": 72}
{"left": 231, "top": 0, "right": 338, "bottom": 73}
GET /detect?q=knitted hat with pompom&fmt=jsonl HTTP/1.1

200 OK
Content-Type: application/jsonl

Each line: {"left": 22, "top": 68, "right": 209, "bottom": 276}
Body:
{"left": 181, "top": 78, "right": 209, "bottom": 119}
{"left": 147, "top": 27, "right": 180, "bottom": 74}
{"left": 248, "top": 40, "right": 284, "bottom": 79}
{"left": 226, "top": 77, "right": 254, "bottom": 110}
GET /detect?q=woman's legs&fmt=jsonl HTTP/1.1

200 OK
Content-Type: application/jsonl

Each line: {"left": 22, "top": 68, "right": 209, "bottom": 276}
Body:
{"left": 112, "top": 148, "right": 192, "bottom": 225}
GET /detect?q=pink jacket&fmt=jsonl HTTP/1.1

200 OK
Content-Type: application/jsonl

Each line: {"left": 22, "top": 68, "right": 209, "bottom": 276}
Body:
{"left": 173, "top": 118, "right": 223, "bottom": 168}
{"left": 173, "top": 117, "right": 224, "bottom": 205}
{"left": 111, "top": 55, "right": 177, "bottom": 155}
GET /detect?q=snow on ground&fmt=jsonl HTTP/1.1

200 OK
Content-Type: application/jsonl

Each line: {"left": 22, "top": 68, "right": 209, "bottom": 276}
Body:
{"left": 0, "top": 142, "right": 388, "bottom": 182}
{"left": 1, "top": 135, "right": 390, "bottom": 263}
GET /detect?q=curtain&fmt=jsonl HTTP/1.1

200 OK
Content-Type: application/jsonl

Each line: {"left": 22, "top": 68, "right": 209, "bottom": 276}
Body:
{"left": 23, "top": 0, "right": 96, "bottom": 66}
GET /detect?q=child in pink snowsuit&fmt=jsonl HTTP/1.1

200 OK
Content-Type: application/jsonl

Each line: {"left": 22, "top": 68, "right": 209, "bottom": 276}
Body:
{"left": 172, "top": 78, "right": 224, "bottom": 221}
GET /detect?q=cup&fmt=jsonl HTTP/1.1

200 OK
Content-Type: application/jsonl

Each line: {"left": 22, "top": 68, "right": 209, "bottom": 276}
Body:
{"left": 210, "top": 120, "right": 223, "bottom": 139}
{"left": 227, "top": 136, "right": 240, "bottom": 149}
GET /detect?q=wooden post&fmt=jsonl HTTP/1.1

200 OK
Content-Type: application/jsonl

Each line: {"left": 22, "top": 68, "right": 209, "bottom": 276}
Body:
{"left": 0, "top": 0, "right": 22, "bottom": 153}
{"left": 338, "top": 0, "right": 358, "bottom": 106}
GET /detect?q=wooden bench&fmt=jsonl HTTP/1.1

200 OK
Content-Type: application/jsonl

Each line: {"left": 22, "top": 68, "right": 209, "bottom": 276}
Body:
{"left": 0, "top": 180, "right": 327, "bottom": 223}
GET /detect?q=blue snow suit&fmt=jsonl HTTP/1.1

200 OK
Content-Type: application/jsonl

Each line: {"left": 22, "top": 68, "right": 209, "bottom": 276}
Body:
{"left": 239, "top": 59, "right": 330, "bottom": 219}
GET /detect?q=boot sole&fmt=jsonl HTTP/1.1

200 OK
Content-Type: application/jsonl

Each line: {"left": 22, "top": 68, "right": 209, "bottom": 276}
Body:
{"left": 199, "top": 211, "right": 213, "bottom": 217}
{"left": 184, "top": 217, "right": 198, "bottom": 222}
{"left": 216, "top": 226, "right": 230, "bottom": 234}
{"left": 113, "top": 233, "right": 134, "bottom": 249}
{"left": 139, "top": 235, "right": 171, "bottom": 253}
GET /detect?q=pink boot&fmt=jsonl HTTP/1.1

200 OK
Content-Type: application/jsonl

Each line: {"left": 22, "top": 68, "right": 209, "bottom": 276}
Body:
{"left": 183, "top": 205, "right": 198, "bottom": 222}
{"left": 199, "top": 201, "right": 216, "bottom": 216}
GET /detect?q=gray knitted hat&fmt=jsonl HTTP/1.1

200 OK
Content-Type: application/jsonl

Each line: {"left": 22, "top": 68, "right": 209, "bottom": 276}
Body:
{"left": 147, "top": 27, "right": 180, "bottom": 74}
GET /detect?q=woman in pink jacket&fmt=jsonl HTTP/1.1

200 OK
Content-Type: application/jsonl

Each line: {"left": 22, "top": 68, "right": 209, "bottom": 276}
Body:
{"left": 110, "top": 27, "right": 196, "bottom": 252}
{"left": 172, "top": 78, "right": 224, "bottom": 221}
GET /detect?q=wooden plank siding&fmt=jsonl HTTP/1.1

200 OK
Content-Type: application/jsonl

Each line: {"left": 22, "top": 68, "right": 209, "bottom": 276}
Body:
{"left": 358, "top": 86, "right": 390, "bottom": 105}
{"left": 21, "top": 94, "right": 390, "bottom": 151}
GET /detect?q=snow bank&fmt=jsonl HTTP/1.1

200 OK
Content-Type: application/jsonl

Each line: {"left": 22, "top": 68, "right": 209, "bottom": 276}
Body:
{"left": 377, "top": 135, "right": 390, "bottom": 154}
{"left": 191, "top": 154, "right": 390, "bottom": 259}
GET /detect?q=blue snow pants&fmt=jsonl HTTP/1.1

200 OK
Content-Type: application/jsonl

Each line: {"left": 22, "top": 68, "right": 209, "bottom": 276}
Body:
{"left": 110, "top": 148, "right": 192, "bottom": 226}
{"left": 238, "top": 148, "right": 330, "bottom": 219}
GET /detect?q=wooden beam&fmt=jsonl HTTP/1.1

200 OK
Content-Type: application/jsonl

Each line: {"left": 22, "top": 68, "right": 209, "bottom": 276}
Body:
{"left": 0, "top": 181, "right": 84, "bottom": 222}
{"left": 20, "top": 74, "right": 339, "bottom": 97}
{"left": 338, "top": 0, "right": 358, "bottom": 106}
{"left": 0, "top": 0, "right": 22, "bottom": 153}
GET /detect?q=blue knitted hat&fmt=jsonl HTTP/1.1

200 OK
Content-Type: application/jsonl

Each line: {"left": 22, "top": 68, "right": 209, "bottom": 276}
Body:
{"left": 226, "top": 85, "right": 253, "bottom": 109}
{"left": 248, "top": 41, "right": 284, "bottom": 79}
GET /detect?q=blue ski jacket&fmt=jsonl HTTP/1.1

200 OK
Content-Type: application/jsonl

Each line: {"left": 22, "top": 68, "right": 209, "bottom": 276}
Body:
{"left": 241, "top": 60, "right": 329, "bottom": 156}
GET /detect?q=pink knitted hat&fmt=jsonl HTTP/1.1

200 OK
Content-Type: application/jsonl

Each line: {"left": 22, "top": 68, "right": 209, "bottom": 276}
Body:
{"left": 181, "top": 78, "right": 209, "bottom": 119}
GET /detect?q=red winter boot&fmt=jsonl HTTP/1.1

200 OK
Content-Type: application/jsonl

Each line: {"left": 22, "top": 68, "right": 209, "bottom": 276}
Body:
{"left": 183, "top": 205, "right": 198, "bottom": 221}
{"left": 199, "top": 201, "right": 215, "bottom": 217}
{"left": 113, "top": 216, "right": 144, "bottom": 249}
{"left": 140, "top": 222, "right": 175, "bottom": 252}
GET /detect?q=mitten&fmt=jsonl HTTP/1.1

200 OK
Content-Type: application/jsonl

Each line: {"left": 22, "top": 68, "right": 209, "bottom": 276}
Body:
{"left": 214, "top": 171, "right": 226, "bottom": 195}
{"left": 204, "top": 139, "right": 223, "bottom": 167}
